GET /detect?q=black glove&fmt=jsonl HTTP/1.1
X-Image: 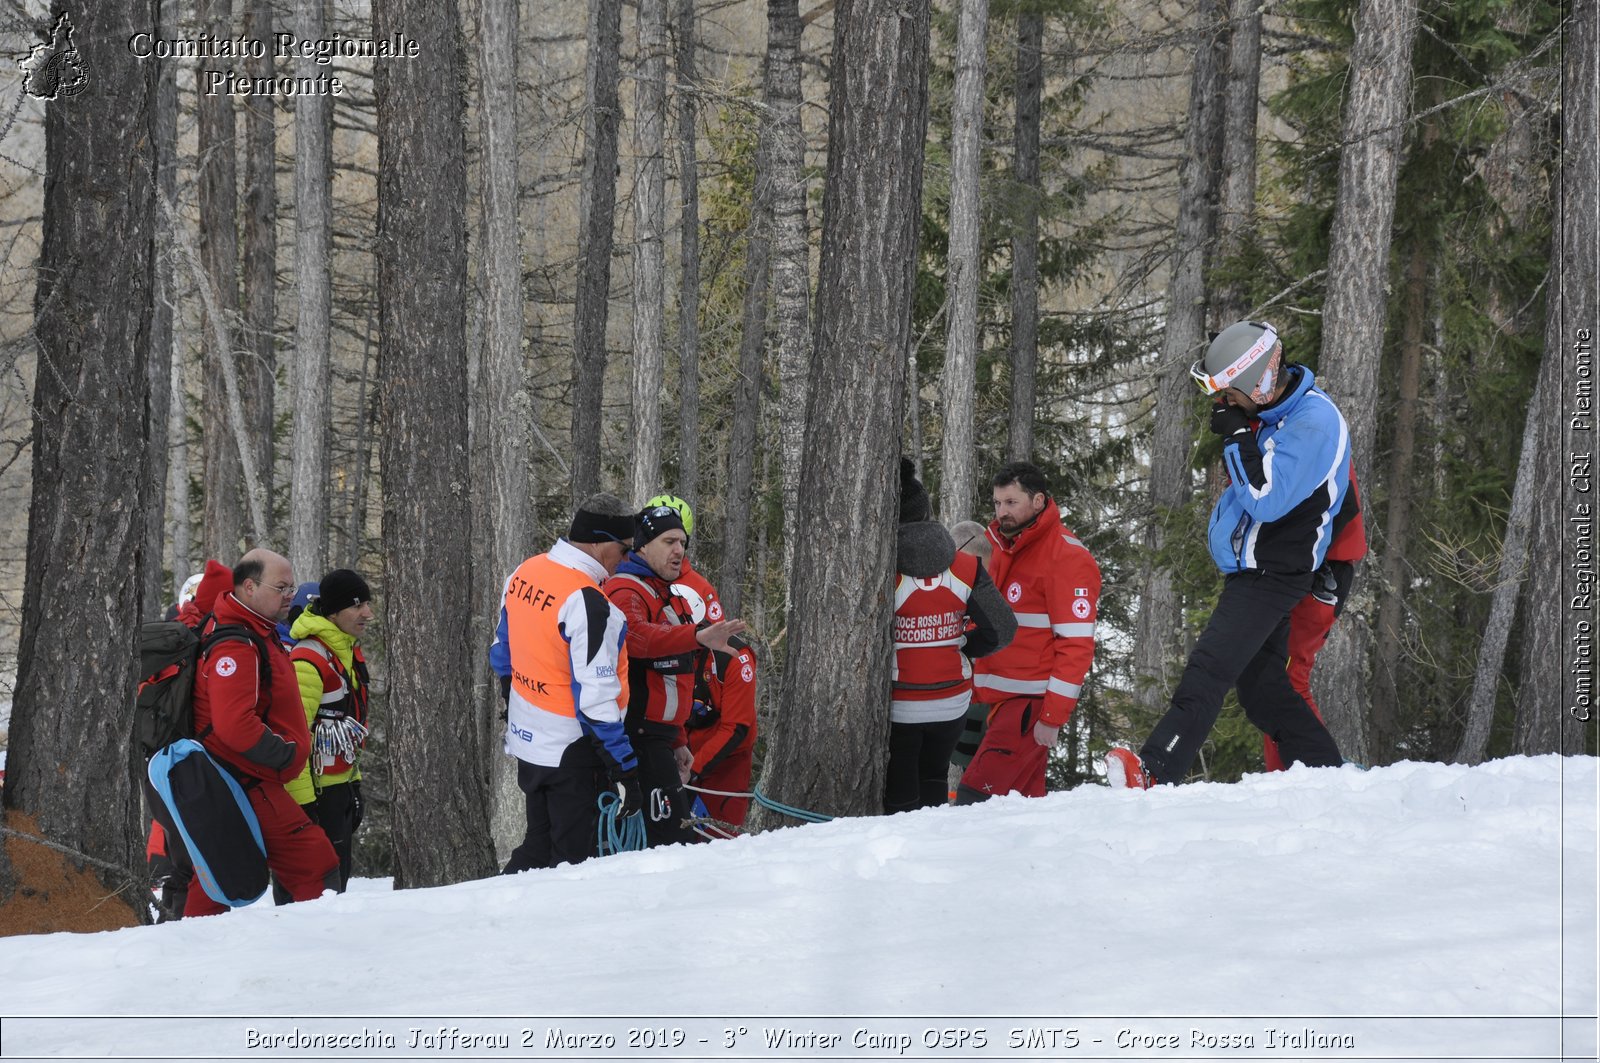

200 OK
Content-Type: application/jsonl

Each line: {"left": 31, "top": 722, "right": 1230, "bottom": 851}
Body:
{"left": 1209, "top": 402, "right": 1252, "bottom": 439}
{"left": 350, "top": 779, "right": 365, "bottom": 832}
{"left": 611, "top": 771, "right": 644, "bottom": 817}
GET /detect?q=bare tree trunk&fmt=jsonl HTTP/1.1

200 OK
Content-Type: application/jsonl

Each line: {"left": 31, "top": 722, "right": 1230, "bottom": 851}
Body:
{"left": 1312, "top": 0, "right": 1419, "bottom": 764}
{"left": 198, "top": 0, "right": 244, "bottom": 561}
{"left": 630, "top": 0, "right": 669, "bottom": 505}
{"left": 147, "top": 2, "right": 180, "bottom": 613}
{"left": 906, "top": 344, "right": 922, "bottom": 465}
{"left": 938, "top": 0, "right": 987, "bottom": 526}
{"left": 1371, "top": 241, "right": 1427, "bottom": 757}
{"left": 1457, "top": 359, "right": 1553, "bottom": 763}
{"left": 375, "top": 0, "right": 498, "bottom": 887}
{"left": 1212, "top": 0, "right": 1261, "bottom": 326}
{"left": 1006, "top": 10, "right": 1041, "bottom": 463}
{"left": 4, "top": 0, "right": 157, "bottom": 910}
{"left": 167, "top": 337, "right": 192, "bottom": 593}
{"left": 1132, "top": 0, "right": 1225, "bottom": 716}
{"left": 241, "top": 0, "right": 276, "bottom": 540}
{"left": 1519, "top": 0, "right": 1594, "bottom": 757}
{"left": 767, "top": 0, "right": 811, "bottom": 608}
{"left": 570, "top": 0, "right": 625, "bottom": 502}
{"left": 754, "top": 0, "right": 930, "bottom": 821}
{"left": 720, "top": 121, "right": 772, "bottom": 621}
{"left": 675, "top": 0, "right": 702, "bottom": 508}
{"left": 478, "top": 0, "right": 530, "bottom": 859}
{"left": 290, "top": 0, "right": 332, "bottom": 583}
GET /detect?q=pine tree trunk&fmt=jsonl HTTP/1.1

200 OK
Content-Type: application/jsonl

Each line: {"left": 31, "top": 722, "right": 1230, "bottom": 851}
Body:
{"left": 375, "top": 0, "right": 498, "bottom": 887}
{"left": 241, "top": 0, "right": 276, "bottom": 539}
{"left": 675, "top": 0, "right": 702, "bottom": 509}
{"left": 1518, "top": 0, "right": 1594, "bottom": 756}
{"left": 1006, "top": 10, "right": 1041, "bottom": 463}
{"left": 938, "top": 0, "right": 987, "bottom": 526}
{"left": 290, "top": 0, "right": 332, "bottom": 584}
{"left": 147, "top": 2, "right": 180, "bottom": 613}
{"left": 754, "top": 0, "right": 930, "bottom": 821}
{"left": 478, "top": 0, "right": 529, "bottom": 858}
{"left": 1132, "top": 0, "right": 1225, "bottom": 716}
{"left": 1457, "top": 360, "right": 1552, "bottom": 763}
{"left": 1212, "top": 0, "right": 1261, "bottom": 326}
{"left": 199, "top": 0, "right": 245, "bottom": 561}
{"left": 1312, "top": 0, "right": 1419, "bottom": 764}
{"left": 4, "top": 0, "right": 158, "bottom": 905}
{"left": 630, "top": 0, "right": 669, "bottom": 505}
{"left": 570, "top": 0, "right": 625, "bottom": 502}
{"left": 767, "top": 0, "right": 811, "bottom": 609}
{"left": 1371, "top": 241, "right": 1427, "bottom": 757}
{"left": 719, "top": 115, "right": 772, "bottom": 621}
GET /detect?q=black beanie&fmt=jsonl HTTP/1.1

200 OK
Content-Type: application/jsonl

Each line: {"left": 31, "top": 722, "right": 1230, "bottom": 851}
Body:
{"left": 569, "top": 504, "right": 636, "bottom": 544}
{"left": 635, "top": 504, "right": 686, "bottom": 549}
{"left": 316, "top": 569, "right": 371, "bottom": 615}
{"left": 900, "top": 457, "right": 931, "bottom": 524}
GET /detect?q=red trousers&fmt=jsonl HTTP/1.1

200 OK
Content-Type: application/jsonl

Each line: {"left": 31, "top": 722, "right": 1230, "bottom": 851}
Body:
{"left": 184, "top": 781, "right": 337, "bottom": 917}
{"left": 958, "top": 697, "right": 1049, "bottom": 799}
{"left": 1262, "top": 594, "right": 1336, "bottom": 771}
{"left": 695, "top": 747, "right": 753, "bottom": 827}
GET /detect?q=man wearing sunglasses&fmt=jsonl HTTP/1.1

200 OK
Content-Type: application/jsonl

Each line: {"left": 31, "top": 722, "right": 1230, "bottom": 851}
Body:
{"left": 1107, "top": 320, "right": 1349, "bottom": 789}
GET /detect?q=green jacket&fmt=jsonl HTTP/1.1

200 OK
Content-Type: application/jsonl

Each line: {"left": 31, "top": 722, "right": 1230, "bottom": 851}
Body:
{"left": 285, "top": 610, "right": 365, "bottom": 805}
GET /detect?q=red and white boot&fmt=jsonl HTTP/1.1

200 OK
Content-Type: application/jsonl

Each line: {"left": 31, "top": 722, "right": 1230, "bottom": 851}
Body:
{"left": 1104, "top": 747, "right": 1154, "bottom": 790}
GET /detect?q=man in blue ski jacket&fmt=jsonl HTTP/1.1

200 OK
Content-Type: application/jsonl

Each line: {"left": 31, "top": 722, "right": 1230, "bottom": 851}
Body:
{"left": 1108, "top": 320, "right": 1349, "bottom": 788}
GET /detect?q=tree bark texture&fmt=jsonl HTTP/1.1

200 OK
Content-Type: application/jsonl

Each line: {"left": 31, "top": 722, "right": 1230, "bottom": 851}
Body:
{"left": 290, "top": 0, "right": 332, "bottom": 583}
{"left": 147, "top": 0, "right": 180, "bottom": 613}
{"left": 675, "top": 0, "right": 702, "bottom": 509}
{"left": 1132, "top": 0, "right": 1225, "bottom": 716}
{"left": 375, "top": 0, "right": 498, "bottom": 887}
{"left": 1312, "top": 0, "right": 1419, "bottom": 763}
{"left": 477, "top": 0, "right": 530, "bottom": 858}
{"left": 937, "top": 0, "right": 987, "bottom": 526}
{"left": 1212, "top": 0, "right": 1261, "bottom": 326}
{"left": 756, "top": 0, "right": 930, "bottom": 821}
{"left": 1006, "top": 10, "right": 1041, "bottom": 463}
{"left": 767, "top": 0, "right": 811, "bottom": 608}
{"left": 198, "top": 0, "right": 245, "bottom": 561}
{"left": 630, "top": 0, "right": 669, "bottom": 506}
{"left": 1519, "top": 0, "right": 1595, "bottom": 757}
{"left": 719, "top": 113, "right": 772, "bottom": 621}
{"left": 6, "top": 0, "right": 158, "bottom": 900}
{"left": 1371, "top": 240, "right": 1427, "bottom": 757}
{"left": 241, "top": 0, "right": 276, "bottom": 540}
{"left": 570, "top": 0, "right": 625, "bottom": 503}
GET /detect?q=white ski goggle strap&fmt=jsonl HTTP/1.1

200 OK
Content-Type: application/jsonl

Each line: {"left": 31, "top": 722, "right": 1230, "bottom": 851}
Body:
{"left": 1189, "top": 323, "right": 1279, "bottom": 394}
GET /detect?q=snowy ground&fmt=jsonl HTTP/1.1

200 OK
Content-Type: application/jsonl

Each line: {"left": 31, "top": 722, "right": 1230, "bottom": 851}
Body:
{"left": 1, "top": 755, "right": 1596, "bottom": 1063}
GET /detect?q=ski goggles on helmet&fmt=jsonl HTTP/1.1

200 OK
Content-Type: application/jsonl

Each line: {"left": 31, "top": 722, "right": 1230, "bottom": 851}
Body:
{"left": 1190, "top": 322, "right": 1279, "bottom": 395}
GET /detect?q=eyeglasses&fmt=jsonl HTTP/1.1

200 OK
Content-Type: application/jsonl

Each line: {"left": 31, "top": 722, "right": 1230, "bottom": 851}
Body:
{"left": 263, "top": 581, "right": 296, "bottom": 597}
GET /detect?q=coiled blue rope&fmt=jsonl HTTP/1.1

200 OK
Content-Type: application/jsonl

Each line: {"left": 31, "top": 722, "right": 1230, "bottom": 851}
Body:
{"left": 596, "top": 791, "right": 647, "bottom": 856}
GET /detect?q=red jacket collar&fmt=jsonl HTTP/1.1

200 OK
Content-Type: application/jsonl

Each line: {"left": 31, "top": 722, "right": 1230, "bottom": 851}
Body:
{"left": 988, "top": 497, "right": 1064, "bottom": 555}
{"left": 211, "top": 590, "right": 282, "bottom": 639}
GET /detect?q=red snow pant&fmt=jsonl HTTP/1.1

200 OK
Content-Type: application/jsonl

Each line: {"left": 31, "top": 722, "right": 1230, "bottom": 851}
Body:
{"left": 183, "top": 780, "right": 338, "bottom": 918}
{"left": 956, "top": 697, "right": 1049, "bottom": 800}
{"left": 1263, "top": 560, "right": 1355, "bottom": 771}
{"left": 695, "top": 746, "right": 753, "bottom": 827}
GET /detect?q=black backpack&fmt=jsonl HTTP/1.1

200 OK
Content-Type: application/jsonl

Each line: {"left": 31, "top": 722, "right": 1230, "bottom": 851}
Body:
{"left": 134, "top": 616, "right": 270, "bottom": 759}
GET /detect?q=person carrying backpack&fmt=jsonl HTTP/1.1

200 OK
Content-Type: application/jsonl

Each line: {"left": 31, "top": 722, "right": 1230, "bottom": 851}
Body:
{"left": 183, "top": 549, "right": 338, "bottom": 917}
{"left": 284, "top": 569, "right": 373, "bottom": 892}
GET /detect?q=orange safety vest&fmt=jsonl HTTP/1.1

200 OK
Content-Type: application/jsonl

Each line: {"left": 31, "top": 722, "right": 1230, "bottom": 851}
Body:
{"left": 503, "top": 553, "right": 629, "bottom": 721}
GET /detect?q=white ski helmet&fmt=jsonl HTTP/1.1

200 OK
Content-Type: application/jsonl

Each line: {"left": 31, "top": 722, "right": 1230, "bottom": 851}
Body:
{"left": 1191, "top": 320, "right": 1280, "bottom": 396}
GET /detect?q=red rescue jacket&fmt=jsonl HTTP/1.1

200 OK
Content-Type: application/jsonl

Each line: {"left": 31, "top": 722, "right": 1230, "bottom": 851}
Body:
{"left": 192, "top": 591, "right": 310, "bottom": 785}
{"left": 972, "top": 502, "right": 1101, "bottom": 726}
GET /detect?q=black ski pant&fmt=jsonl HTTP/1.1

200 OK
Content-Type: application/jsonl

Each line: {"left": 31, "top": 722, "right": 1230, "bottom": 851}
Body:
{"left": 504, "top": 745, "right": 603, "bottom": 873}
{"left": 885, "top": 715, "right": 965, "bottom": 813}
{"left": 271, "top": 781, "right": 360, "bottom": 903}
{"left": 631, "top": 726, "right": 700, "bottom": 848}
{"left": 1140, "top": 569, "right": 1343, "bottom": 784}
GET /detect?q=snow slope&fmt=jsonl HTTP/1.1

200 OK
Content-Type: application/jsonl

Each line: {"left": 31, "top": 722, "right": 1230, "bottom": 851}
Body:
{"left": 1, "top": 756, "right": 1596, "bottom": 1062}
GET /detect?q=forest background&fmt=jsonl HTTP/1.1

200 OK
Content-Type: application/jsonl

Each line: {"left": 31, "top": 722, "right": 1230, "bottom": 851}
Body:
{"left": 0, "top": 0, "right": 1593, "bottom": 913}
